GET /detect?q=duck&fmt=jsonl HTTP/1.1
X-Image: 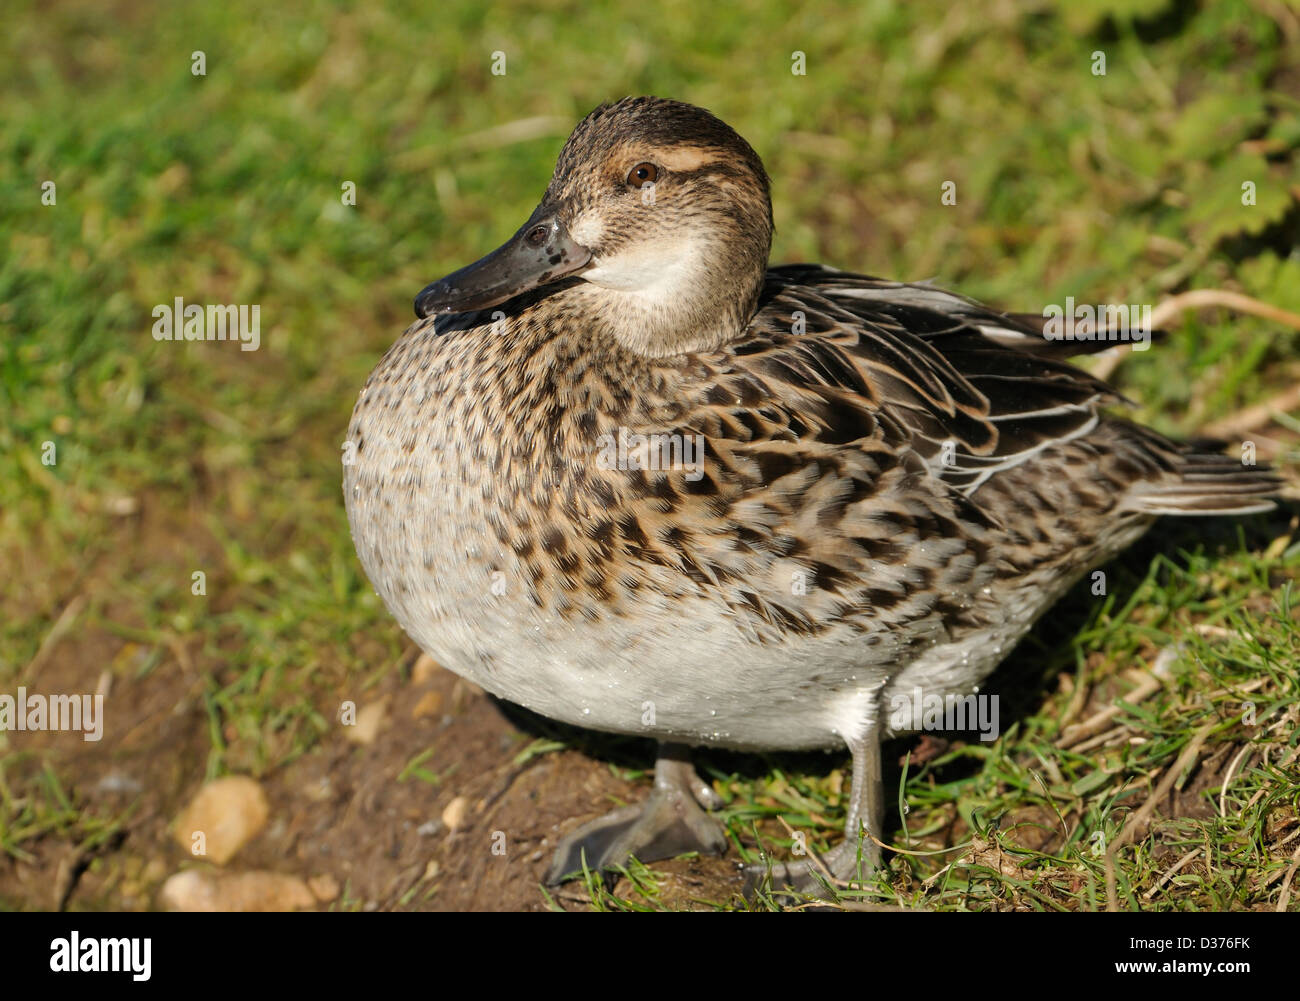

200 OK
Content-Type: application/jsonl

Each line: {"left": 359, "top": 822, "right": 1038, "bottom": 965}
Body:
{"left": 344, "top": 96, "right": 1280, "bottom": 894}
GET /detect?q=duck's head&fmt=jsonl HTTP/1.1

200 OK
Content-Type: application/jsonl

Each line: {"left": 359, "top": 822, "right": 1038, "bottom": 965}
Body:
{"left": 415, "top": 97, "right": 774, "bottom": 356}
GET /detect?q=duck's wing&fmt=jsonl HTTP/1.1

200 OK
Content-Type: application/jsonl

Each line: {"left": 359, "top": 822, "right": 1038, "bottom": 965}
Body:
{"left": 696, "top": 265, "right": 1124, "bottom": 497}
{"left": 741, "top": 267, "right": 1277, "bottom": 512}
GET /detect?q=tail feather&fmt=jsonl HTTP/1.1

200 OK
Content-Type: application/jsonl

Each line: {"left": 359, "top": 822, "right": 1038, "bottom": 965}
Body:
{"left": 1125, "top": 447, "right": 1282, "bottom": 516}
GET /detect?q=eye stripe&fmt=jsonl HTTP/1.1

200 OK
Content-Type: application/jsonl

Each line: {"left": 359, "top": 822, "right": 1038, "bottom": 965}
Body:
{"left": 678, "top": 162, "right": 747, "bottom": 179}
{"left": 652, "top": 147, "right": 727, "bottom": 172}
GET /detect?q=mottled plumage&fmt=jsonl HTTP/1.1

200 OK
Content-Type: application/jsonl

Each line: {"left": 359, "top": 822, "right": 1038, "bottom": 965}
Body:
{"left": 345, "top": 97, "right": 1279, "bottom": 890}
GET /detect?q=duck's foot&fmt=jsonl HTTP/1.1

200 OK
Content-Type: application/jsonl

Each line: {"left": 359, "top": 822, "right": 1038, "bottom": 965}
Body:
{"left": 544, "top": 742, "right": 727, "bottom": 886}
{"left": 744, "top": 726, "right": 887, "bottom": 903}
{"left": 743, "top": 832, "right": 881, "bottom": 900}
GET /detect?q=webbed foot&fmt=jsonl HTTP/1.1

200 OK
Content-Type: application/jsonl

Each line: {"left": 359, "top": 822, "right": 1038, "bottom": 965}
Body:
{"left": 545, "top": 743, "right": 726, "bottom": 885}
{"left": 744, "top": 729, "right": 886, "bottom": 903}
{"left": 743, "top": 830, "right": 881, "bottom": 899}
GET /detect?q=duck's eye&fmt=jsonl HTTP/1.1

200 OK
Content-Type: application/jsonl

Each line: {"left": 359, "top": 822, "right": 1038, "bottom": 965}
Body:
{"left": 626, "top": 162, "right": 658, "bottom": 187}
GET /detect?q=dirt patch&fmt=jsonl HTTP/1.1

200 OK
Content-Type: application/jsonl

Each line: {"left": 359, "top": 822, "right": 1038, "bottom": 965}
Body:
{"left": 267, "top": 669, "right": 751, "bottom": 910}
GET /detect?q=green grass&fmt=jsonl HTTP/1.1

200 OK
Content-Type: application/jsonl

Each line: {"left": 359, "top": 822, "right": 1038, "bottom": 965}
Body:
{"left": 2, "top": 0, "right": 1299, "bottom": 911}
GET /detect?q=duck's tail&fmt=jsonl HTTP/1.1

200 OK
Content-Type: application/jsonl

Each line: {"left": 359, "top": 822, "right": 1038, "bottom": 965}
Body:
{"left": 1116, "top": 423, "right": 1283, "bottom": 516}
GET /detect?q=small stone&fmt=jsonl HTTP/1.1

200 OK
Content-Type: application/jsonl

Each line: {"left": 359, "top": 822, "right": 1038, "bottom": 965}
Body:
{"left": 411, "top": 653, "right": 442, "bottom": 684}
{"left": 102, "top": 494, "right": 138, "bottom": 516}
{"left": 411, "top": 690, "right": 443, "bottom": 719}
{"left": 173, "top": 776, "right": 269, "bottom": 865}
{"left": 441, "top": 796, "right": 470, "bottom": 831}
{"left": 159, "top": 870, "right": 316, "bottom": 912}
{"left": 308, "top": 874, "right": 340, "bottom": 902}
{"left": 343, "top": 699, "right": 388, "bottom": 745}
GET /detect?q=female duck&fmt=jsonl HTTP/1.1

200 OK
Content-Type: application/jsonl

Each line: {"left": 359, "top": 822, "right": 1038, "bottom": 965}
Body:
{"left": 345, "top": 97, "right": 1277, "bottom": 892}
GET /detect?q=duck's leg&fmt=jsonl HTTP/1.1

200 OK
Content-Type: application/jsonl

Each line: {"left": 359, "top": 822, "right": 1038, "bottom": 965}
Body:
{"left": 544, "top": 742, "right": 728, "bottom": 886}
{"left": 744, "top": 724, "right": 886, "bottom": 897}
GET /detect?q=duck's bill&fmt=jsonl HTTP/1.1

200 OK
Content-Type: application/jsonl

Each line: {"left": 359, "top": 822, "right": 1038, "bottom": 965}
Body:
{"left": 413, "top": 208, "right": 592, "bottom": 318}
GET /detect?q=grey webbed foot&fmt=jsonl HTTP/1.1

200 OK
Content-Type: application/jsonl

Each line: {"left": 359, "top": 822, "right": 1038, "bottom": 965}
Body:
{"left": 744, "top": 728, "right": 886, "bottom": 902}
{"left": 743, "top": 829, "right": 882, "bottom": 899}
{"left": 545, "top": 742, "right": 727, "bottom": 886}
